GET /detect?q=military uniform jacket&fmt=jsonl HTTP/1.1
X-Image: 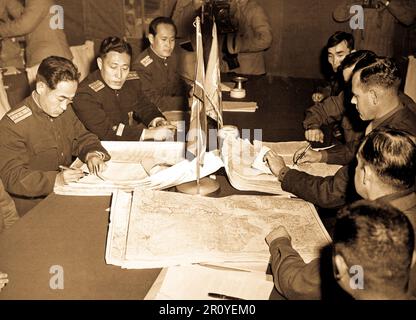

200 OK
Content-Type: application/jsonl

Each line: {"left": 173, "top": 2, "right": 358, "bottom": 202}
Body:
{"left": 0, "top": 94, "right": 109, "bottom": 199}
{"left": 0, "top": 179, "right": 19, "bottom": 233}
{"left": 132, "top": 47, "right": 187, "bottom": 112}
{"left": 73, "top": 69, "right": 164, "bottom": 141}
{"left": 282, "top": 105, "right": 416, "bottom": 209}
{"left": 307, "top": 92, "right": 416, "bottom": 165}
{"left": 303, "top": 90, "right": 366, "bottom": 157}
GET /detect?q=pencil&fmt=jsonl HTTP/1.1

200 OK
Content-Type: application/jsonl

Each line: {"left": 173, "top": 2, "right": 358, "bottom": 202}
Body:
{"left": 208, "top": 292, "right": 244, "bottom": 300}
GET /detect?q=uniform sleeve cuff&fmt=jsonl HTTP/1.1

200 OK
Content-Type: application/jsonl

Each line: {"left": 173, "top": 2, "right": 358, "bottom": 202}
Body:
{"left": 278, "top": 166, "right": 290, "bottom": 182}
{"left": 85, "top": 151, "right": 106, "bottom": 161}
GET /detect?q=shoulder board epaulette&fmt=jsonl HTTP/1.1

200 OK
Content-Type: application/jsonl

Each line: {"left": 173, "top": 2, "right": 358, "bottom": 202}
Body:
{"left": 126, "top": 71, "right": 140, "bottom": 81}
{"left": 88, "top": 80, "right": 105, "bottom": 92}
{"left": 7, "top": 105, "right": 32, "bottom": 123}
{"left": 140, "top": 55, "right": 153, "bottom": 67}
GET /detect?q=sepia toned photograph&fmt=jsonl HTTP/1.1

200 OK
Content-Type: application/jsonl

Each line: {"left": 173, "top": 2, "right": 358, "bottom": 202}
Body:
{"left": 0, "top": 0, "right": 415, "bottom": 309}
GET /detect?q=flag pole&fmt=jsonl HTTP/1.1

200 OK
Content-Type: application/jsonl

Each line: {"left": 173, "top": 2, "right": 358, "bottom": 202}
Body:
{"left": 196, "top": 89, "right": 201, "bottom": 195}
{"left": 177, "top": 16, "right": 220, "bottom": 197}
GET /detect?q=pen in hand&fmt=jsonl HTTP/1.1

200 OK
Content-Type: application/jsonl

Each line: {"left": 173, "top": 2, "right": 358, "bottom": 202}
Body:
{"left": 293, "top": 143, "right": 311, "bottom": 165}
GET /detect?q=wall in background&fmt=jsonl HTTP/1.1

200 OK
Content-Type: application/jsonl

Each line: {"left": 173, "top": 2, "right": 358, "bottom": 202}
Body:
{"left": 59, "top": 0, "right": 413, "bottom": 79}
{"left": 260, "top": 0, "right": 348, "bottom": 78}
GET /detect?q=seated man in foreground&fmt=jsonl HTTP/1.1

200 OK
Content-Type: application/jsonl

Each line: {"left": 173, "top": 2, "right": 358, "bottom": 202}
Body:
{"left": 266, "top": 200, "right": 415, "bottom": 300}
{"left": 265, "top": 57, "right": 416, "bottom": 208}
{"left": 73, "top": 36, "right": 175, "bottom": 141}
{"left": 0, "top": 56, "right": 110, "bottom": 215}
{"left": 132, "top": 16, "right": 189, "bottom": 113}
{"left": 265, "top": 127, "right": 416, "bottom": 299}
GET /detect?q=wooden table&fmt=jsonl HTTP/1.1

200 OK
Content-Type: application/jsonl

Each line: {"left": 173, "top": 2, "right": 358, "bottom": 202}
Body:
{"left": 0, "top": 75, "right": 327, "bottom": 299}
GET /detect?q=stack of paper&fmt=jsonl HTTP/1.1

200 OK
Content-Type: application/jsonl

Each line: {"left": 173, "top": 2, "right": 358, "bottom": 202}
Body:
{"left": 220, "top": 82, "right": 235, "bottom": 92}
{"left": 221, "top": 137, "right": 342, "bottom": 196}
{"left": 53, "top": 141, "right": 223, "bottom": 196}
{"left": 145, "top": 265, "right": 274, "bottom": 300}
{"left": 222, "top": 101, "right": 258, "bottom": 112}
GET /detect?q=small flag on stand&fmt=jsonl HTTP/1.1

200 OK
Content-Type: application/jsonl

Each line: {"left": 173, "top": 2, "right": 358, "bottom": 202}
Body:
{"left": 187, "top": 16, "right": 207, "bottom": 168}
{"left": 204, "top": 20, "right": 223, "bottom": 128}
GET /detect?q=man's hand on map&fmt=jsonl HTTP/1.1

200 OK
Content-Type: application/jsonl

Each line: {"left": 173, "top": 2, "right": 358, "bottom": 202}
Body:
{"left": 263, "top": 150, "right": 287, "bottom": 177}
{"left": 265, "top": 226, "right": 291, "bottom": 246}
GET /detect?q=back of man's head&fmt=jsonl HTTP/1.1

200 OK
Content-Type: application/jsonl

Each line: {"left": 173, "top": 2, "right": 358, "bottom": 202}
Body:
{"left": 358, "top": 127, "right": 416, "bottom": 191}
{"left": 327, "top": 31, "right": 354, "bottom": 50}
{"left": 36, "top": 56, "right": 80, "bottom": 90}
{"left": 99, "top": 36, "right": 132, "bottom": 59}
{"left": 340, "top": 50, "right": 376, "bottom": 71}
{"left": 353, "top": 57, "right": 401, "bottom": 94}
{"left": 149, "top": 16, "right": 177, "bottom": 36}
{"left": 333, "top": 200, "right": 414, "bottom": 298}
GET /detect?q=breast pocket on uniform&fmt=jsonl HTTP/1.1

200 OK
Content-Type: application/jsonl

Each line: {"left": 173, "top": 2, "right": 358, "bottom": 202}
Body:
{"left": 31, "top": 139, "right": 59, "bottom": 171}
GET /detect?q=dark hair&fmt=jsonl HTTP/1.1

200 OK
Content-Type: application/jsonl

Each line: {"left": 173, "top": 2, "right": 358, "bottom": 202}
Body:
{"left": 149, "top": 16, "right": 177, "bottom": 36}
{"left": 357, "top": 127, "right": 416, "bottom": 190}
{"left": 340, "top": 50, "right": 376, "bottom": 71}
{"left": 36, "top": 56, "right": 80, "bottom": 90}
{"left": 99, "top": 36, "right": 132, "bottom": 59}
{"left": 353, "top": 57, "right": 401, "bottom": 92}
{"left": 334, "top": 200, "right": 414, "bottom": 292}
{"left": 327, "top": 31, "right": 354, "bottom": 51}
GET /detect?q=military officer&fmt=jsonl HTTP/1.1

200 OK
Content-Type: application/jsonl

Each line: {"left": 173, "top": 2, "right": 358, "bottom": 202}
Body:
{"left": 264, "top": 57, "right": 416, "bottom": 209}
{"left": 0, "top": 56, "right": 110, "bottom": 215}
{"left": 132, "top": 17, "right": 188, "bottom": 113}
{"left": 73, "top": 36, "right": 175, "bottom": 141}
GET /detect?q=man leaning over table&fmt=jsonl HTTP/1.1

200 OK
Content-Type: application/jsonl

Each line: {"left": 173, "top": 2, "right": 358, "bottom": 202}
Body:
{"left": 266, "top": 128, "right": 416, "bottom": 299}
{"left": 266, "top": 199, "right": 415, "bottom": 300}
{"left": 73, "top": 36, "right": 175, "bottom": 142}
{"left": 265, "top": 57, "right": 416, "bottom": 209}
{"left": 0, "top": 56, "right": 110, "bottom": 216}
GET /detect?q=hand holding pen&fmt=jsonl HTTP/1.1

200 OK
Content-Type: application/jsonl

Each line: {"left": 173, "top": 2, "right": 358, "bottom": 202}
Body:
{"left": 56, "top": 165, "right": 88, "bottom": 185}
{"left": 292, "top": 143, "right": 322, "bottom": 165}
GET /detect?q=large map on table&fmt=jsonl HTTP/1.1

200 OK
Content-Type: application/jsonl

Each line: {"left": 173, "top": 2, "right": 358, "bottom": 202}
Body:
{"left": 106, "top": 189, "right": 331, "bottom": 269}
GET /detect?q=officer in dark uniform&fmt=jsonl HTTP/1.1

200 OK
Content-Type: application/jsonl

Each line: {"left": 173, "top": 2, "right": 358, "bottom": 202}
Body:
{"left": 264, "top": 57, "right": 416, "bottom": 209}
{"left": 0, "top": 56, "right": 110, "bottom": 215}
{"left": 73, "top": 36, "right": 175, "bottom": 141}
{"left": 132, "top": 17, "right": 188, "bottom": 113}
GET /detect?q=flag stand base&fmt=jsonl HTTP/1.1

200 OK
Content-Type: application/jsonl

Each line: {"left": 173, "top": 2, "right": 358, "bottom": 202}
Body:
{"left": 176, "top": 177, "right": 220, "bottom": 196}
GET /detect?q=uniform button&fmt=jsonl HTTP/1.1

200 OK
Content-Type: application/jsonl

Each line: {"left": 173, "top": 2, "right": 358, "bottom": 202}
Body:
{"left": 61, "top": 152, "right": 64, "bottom": 157}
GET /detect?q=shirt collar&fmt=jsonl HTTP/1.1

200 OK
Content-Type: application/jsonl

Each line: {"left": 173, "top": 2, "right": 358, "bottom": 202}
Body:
{"left": 376, "top": 188, "right": 415, "bottom": 206}
{"left": 149, "top": 46, "right": 168, "bottom": 62}
{"left": 366, "top": 102, "right": 404, "bottom": 135}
